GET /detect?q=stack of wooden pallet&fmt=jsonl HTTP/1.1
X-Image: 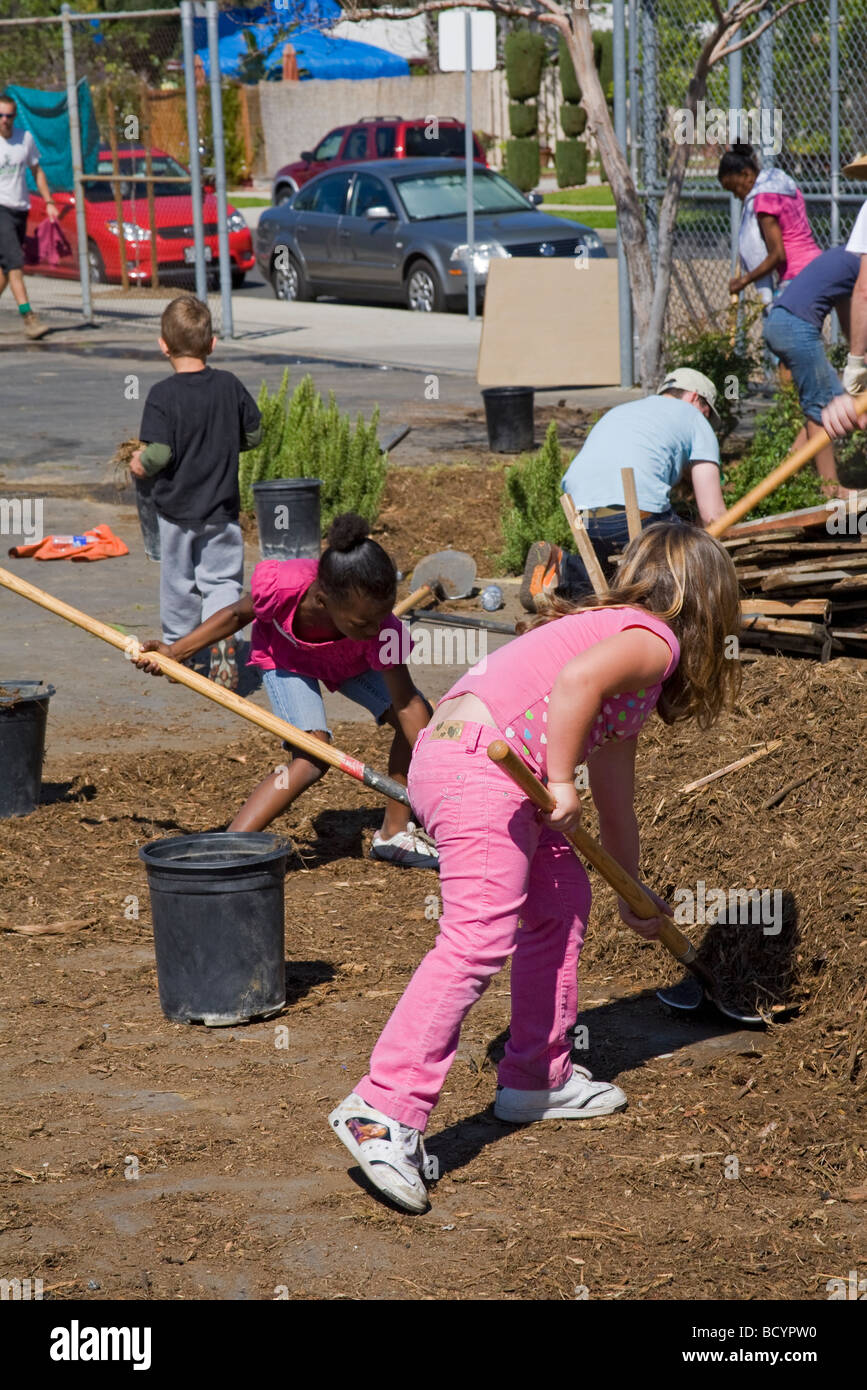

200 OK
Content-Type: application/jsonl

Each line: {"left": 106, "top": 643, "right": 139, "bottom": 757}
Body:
{"left": 724, "top": 491, "right": 867, "bottom": 660}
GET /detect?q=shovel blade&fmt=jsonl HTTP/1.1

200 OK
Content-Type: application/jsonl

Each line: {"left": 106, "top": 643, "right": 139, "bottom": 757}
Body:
{"left": 410, "top": 549, "right": 477, "bottom": 601}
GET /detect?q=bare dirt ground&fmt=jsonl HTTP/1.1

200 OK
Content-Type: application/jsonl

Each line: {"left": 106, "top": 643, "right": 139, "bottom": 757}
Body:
{"left": 1, "top": 658, "right": 864, "bottom": 1302}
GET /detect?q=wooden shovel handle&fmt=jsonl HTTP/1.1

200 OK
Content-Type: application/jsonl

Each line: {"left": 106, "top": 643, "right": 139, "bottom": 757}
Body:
{"left": 0, "top": 564, "right": 411, "bottom": 807}
{"left": 707, "top": 390, "right": 867, "bottom": 538}
{"left": 486, "top": 740, "right": 698, "bottom": 966}
{"left": 393, "top": 584, "right": 434, "bottom": 618}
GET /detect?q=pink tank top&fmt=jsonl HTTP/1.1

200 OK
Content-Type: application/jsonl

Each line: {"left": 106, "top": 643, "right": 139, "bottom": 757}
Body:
{"left": 444, "top": 605, "right": 680, "bottom": 776}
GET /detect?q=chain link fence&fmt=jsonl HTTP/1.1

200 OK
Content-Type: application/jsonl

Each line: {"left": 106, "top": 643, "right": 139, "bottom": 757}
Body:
{"left": 0, "top": 4, "right": 240, "bottom": 337}
{"left": 632, "top": 0, "right": 866, "bottom": 343}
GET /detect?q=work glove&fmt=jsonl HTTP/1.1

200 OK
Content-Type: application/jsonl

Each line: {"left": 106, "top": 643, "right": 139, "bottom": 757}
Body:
{"left": 842, "top": 353, "right": 867, "bottom": 395}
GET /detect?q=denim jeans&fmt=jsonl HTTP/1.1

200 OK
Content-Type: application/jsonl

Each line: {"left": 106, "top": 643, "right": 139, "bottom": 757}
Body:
{"left": 762, "top": 305, "right": 845, "bottom": 424}
{"left": 559, "top": 507, "right": 682, "bottom": 598}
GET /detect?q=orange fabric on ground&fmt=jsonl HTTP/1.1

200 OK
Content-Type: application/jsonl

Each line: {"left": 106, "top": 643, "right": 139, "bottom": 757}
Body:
{"left": 8, "top": 524, "right": 129, "bottom": 562}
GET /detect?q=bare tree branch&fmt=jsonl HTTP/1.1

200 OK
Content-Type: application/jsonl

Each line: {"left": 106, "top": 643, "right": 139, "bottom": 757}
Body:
{"left": 715, "top": 0, "right": 809, "bottom": 62}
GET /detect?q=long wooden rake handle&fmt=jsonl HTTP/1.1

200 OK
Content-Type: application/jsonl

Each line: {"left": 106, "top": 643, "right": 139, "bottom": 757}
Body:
{"left": 707, "top": 389, "right": 867, "bottom": 538}
{"left": 486, "top": 739, "right": 704, "bottom": 972}
{"left": 0, "top": 564, "right": 411, "bottom": 808}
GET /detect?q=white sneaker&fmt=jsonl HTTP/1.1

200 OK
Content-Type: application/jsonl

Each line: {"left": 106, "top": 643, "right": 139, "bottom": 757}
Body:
{"left": 494, "top": 1064, "right": 627, "bottom": 1122}
{"left": 370, "top": 821, "right": 439, "bottom": 870}
{"left": 329, "top": 1092, "right": 430, "bottom": 1213}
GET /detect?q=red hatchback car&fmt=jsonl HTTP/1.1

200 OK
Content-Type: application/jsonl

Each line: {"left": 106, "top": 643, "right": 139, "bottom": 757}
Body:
{"left": 26, "top": 147, "right": 255, "bottom": 287}
{"left": 271, "top": 116, "right": 487, "bottom": 203}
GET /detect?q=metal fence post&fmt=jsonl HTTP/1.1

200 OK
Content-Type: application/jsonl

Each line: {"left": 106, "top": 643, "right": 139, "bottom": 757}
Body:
{"left": 464, "top": 9, "right": 476, "bottom": 322}
{"left": 206, "top": 0, "right": 233, "bottom": 337}
{"left": 60, "top": 4, "right": 93, "bottom": 324}
{"left": 641, "top": 0, "right": 658, "bottom": 269}
{"left": 628, "top": 0, "right": 639, "bottom": 185}
{"left": 828, "top": 0, "right": 840, "bottom": 341}
{"left": 613, "top": 0, "right": 633, "bottom": 387}
{"left": 181, "top": 0, "right": 207, "bottom": 303}
{"left": 758, "top": 4, "right": 775, "bottom": 168}
{"left": 727, "top": 37, "right": 742, "bottom": 268}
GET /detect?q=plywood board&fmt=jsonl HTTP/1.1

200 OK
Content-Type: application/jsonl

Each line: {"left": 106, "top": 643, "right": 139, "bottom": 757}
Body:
{"left": 477, "top": 257, "right": 621, "bottom": 387}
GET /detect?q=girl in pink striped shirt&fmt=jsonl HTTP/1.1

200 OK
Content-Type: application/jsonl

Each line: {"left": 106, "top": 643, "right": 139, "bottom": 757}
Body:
{"left": 330, "top": 523, "right": 742, "bottom": 1212}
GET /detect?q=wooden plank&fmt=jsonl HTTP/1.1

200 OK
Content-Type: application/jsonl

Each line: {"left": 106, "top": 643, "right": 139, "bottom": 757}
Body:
{"left": 740, "top": 616, "right": 828, "bottom": 639}
{"left": 750, "top": 554, "right": 867, "bottom": 582}
{"left": 740, "top": 598, "right": 830, "bottom": 618}
{"left": 721, "top": 489, "right": 867, "bottom": 539}
{"left": 760, "top": 569, "right": 851, "bottom": 591}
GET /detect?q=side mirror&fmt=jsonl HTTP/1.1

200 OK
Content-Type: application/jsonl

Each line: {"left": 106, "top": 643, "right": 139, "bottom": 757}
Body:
{"left": 365, "top": 205, "right": 395, "bottom": 221}
{"left": 300, "top": 151, "right": 314, "bottom": 163}
{"left": 528, "top": 191, "right": 543, "bottom": 206}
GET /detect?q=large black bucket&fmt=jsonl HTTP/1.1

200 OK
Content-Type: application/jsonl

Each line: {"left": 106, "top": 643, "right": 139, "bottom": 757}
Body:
{"left": 253, "top": 478, "right": 322, "bottom": 560}
{"left": 0, "top": 680, "right": 55, "bottom": 818}
{"left": 481, "top": 387, "right": 535, "bottom": 453}
{"left": 139, "top": 832, "right": 291, "bottom": 1026}
{"left": 134, "top": 477, "right": 161, "bottom": 562}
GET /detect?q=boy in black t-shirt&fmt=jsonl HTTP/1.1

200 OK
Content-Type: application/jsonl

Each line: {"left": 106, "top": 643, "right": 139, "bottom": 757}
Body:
{"left": 129, "top": 297, "right": 261, "bottom": 689}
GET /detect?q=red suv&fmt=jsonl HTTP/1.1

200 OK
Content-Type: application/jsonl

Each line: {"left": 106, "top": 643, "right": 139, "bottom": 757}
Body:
{"left": 271, "top": 116, "right": 487, "bottom": 203}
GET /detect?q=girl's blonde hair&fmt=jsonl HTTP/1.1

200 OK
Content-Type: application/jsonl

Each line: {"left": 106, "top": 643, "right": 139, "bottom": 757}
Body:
{"left": 527, "top": 523, "right": 742, "bottom": 728}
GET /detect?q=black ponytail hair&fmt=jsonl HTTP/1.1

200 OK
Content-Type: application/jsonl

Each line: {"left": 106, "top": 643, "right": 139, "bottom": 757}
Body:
{"left": 317, "top": 512, "right": 397, "bottom": 607}
{"left": 718, "top": 142, "right": 759, "bottom": 181}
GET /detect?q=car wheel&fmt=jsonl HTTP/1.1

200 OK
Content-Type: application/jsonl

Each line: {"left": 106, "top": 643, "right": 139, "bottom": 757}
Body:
{"left": 87, "top": 241, "right": 107, "bottom": 285}
{"left": 231, "top": 270, "right": 246, "bottom": 290}
{"left": 274, "top": 184, "right": 295, "bottom": 206}
{"left": 271, "top": 248, "right": 309, "bottom": 302}
{"left": 405, "top": 259, "right": 444, "bottom": 313}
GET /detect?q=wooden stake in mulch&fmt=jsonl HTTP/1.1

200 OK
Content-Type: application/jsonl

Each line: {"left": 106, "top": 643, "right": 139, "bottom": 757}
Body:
{"left": 679, "top": 740, "right": 783, "bottom": 795}
{"left": 620, "top": 467, "right": 641, "bottom": 542}
{"left": 560, "top": 494, "right": 607, "bottom": 596}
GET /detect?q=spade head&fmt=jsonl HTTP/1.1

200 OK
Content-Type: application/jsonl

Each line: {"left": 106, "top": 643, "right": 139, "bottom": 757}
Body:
{"left": 656, "top": 972, "right": 765, "bottom": 1027}
{"left": 410, "top": 549, "right": 476, "bottom": 601}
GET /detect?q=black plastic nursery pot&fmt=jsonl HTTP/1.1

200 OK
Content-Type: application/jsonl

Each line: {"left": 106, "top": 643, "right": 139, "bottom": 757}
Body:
{"left": 134, "top": 477, "right": 161, "bottom": 562}
{"left": 481, "top": 386, "right": 535, "bottom": 453}
{"left": 253, "top": 477, "right": 322, "bottom": 560}
{"left": 0, "top": 680, "right": 55, "bottom": 818}
{"left": 139, "top": 832, "right": 291, "bottom": 1026}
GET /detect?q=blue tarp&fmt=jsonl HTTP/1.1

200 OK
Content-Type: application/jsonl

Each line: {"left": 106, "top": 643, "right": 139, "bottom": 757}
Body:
{"left": 193, "top": 3, "right": 409, "bottom": 82}
{"left": 7, "top": 81, "right": 99, "bottom": 193}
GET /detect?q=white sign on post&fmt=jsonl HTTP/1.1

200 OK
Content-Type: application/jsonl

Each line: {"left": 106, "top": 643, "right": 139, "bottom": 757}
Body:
{"left": 437, "top": 10, "right": 496, "bottom": 320}
{"left": 437, "top": 9, "right": 497, "bottom": 71}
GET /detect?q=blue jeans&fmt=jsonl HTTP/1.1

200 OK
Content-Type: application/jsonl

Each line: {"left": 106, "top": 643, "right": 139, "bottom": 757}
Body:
{"left": 262, "top": 666, "right": 393, "bottom": 741}
{"left": 763, "top": 305, "right": 845, "bottom": 424}
{"left": 559, "top": 507, "right": 681, "bottom": 598}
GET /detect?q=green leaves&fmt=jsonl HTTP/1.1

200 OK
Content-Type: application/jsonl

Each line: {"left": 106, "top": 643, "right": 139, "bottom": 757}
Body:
{"left": 499, "top": 421, "right": 573, "bottom": 572}
{"left": 724, "top": 384, "right": 827, "bottom": 519}
{"left": 239, "top": 370, "right": 386, "bottom": 529}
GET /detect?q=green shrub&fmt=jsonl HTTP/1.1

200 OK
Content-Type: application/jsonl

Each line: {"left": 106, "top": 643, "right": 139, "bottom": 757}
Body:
{"left": 509, "top": 101, "right": 538, "bottom": 138}
{"left": 724, "top": 384, "right": 826, "bottom": 518}
{"left": 504, "top": 29, "right": 546, "bottom": 101}
{"left": 239, "top": 369, "right": 386, "bottom": 528}
{"left": 505, "top": 138, "right": 541, "bottom": 192}
{"left": 499, "top": 421, "right": 574, "bottom": 573}
{"left": 555, "top": 139, "right": 588, "bottom": 188}
{"left": 558, "top": 36, "right": 581, "bottom": 103}
{"left": 559, "top": 102, "right": 587, "bottom": 138}
{"left": 663, "top": 324, "right": 760, "bottom": 441}
{"left": 593, "top": 31, "right": 614, "bottom": 100}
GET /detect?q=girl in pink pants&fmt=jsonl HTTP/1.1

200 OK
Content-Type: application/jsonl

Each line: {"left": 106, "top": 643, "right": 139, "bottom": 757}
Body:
{"left": 330, "top": 524, "right": 741, "bottom": 1212}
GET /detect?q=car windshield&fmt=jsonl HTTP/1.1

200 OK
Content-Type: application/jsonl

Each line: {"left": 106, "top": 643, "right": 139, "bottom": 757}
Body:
{"left": 85, "top": 154, "right": 193, "bottom": 201}
{"left": 395, "top": 169, "right": 530, "bottom": 221}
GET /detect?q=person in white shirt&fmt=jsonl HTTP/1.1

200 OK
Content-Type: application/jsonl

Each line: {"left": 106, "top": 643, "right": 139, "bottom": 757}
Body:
{"left": 0, "top": 92, "right": 58, "bottom": 340}
{"left": 822, "top": 155, "right": 867, "bottom": 439}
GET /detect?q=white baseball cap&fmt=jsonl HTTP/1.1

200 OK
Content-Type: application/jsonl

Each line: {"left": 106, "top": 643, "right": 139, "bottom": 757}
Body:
{"left": 658, "top": 367, "right": 721, "bottom": 429}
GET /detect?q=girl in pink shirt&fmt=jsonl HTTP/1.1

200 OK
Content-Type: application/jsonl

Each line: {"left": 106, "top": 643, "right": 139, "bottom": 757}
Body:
{"left": 138, "top": 513, "right": 437, "bottom": 868}
{"left": 330, "top": 523, "right": 741, "bottom": 1212}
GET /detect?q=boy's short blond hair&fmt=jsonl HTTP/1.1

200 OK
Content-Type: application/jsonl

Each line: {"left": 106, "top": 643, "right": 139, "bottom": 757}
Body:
{"left": 161, "top": 295, "right": 214, "bottom": 360}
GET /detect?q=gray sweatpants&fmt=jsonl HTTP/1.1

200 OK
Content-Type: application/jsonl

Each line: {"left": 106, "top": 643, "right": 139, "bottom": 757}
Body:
{"left": 157, "top": 515, "right": 244, "bottom": 646}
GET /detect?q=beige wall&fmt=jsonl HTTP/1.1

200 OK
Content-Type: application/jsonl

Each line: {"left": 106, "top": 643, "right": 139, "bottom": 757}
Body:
{"left": 257, "top": 71, "right": 512, "bottom": 176}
